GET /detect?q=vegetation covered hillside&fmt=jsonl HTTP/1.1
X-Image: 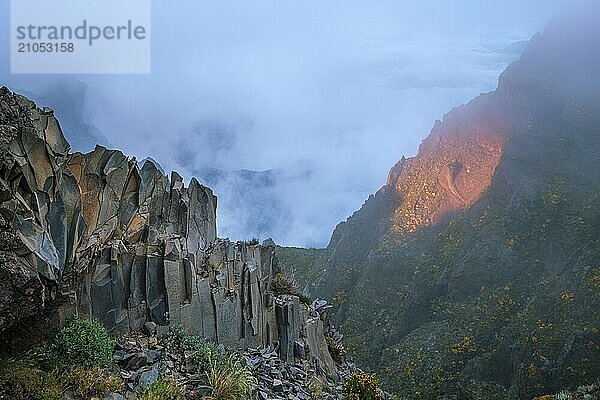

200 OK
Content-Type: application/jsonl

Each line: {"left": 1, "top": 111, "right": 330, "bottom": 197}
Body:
{"left": 280, "top": 9, "right": 600, "bottom": 400}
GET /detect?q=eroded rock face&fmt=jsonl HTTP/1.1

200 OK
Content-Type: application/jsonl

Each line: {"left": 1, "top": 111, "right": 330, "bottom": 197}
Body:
{"left": 0, "top": 87, "right": 66, "bottom": 334}
{"left": 386, "top": 96, "right": 509, "bottom": 234}
{"left": 0, "top": 87, "right": 336, "bottom": 376}
{"left": 0, "top": 86, "right": 218, "bottom": 334}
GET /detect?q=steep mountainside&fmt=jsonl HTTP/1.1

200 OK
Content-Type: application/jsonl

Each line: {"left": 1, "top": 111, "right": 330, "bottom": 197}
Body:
{"left": 280, "top": 9, "right": 600, "bottom": 399}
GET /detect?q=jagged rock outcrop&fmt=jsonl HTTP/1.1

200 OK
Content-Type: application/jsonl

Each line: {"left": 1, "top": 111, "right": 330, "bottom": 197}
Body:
{"left": 0, "top": 86, "right": 217, "bottom": 334}
{"left": 0, "top": 87, "right": 336, "bottom": 379}
{"left": 16, "top": 80, "right": 111, "bottom": 152}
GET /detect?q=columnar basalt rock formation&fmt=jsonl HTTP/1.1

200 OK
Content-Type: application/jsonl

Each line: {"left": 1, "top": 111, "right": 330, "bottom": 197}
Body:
{"left": 0, "top": 87, "right": 335, "bottom": 376}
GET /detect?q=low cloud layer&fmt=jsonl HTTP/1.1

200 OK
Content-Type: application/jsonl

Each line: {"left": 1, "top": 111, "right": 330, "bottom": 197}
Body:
{"left": 0, "top": 0, "right": 580, "bottom": 246}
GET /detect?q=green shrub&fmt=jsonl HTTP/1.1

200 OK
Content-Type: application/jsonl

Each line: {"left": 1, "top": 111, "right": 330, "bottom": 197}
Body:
{"left": 51, "top": 318, "right": 114, "bottom": 368}
{"left": 206, "top": 354, "right": 256, "bottom": 400}
{"left": 139, "top": 377, "right": 184, "bottom": 400}
{"left": 298, "top": 292, "right": 313, "bottom": 306}
{"left": 272, "top": 272, "right": 299, "bottom": 296}
{"left": 272, "top": 272, "right": 313, "bottom": 305}
{"left": 325, "top": 335, "right": 344, "bottom": 364}
{"left": 308, "top": 378, "right": 324, "bottom": 399}
{"left": 343, "top": 372, "right": 383, "bottom": 400}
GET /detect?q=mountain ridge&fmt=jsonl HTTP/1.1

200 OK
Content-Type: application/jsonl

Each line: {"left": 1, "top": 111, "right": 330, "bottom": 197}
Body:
{"left": 279, "top": 8, "right": 600, "bottom": 399}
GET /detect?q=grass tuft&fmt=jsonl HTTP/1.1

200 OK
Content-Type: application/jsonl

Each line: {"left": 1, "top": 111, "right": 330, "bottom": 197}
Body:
{"left": 139, "top": 377, "right": 184, "bottom": 400}
{"left": 206, "top": 354, "right": 256, "bottom": 400}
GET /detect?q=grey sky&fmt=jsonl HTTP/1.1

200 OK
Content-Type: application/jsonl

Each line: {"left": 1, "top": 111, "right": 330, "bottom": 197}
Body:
{"left": 0, "top": 0, "right": 581, "bottom": 246}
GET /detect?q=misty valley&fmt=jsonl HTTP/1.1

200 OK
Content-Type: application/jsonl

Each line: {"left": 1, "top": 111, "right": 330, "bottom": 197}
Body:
{"left": 0, "top": 2, "right": 599, "bottom": 400}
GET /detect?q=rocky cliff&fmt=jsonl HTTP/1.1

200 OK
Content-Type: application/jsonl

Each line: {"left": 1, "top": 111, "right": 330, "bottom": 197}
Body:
{"left": 0, "top": 87, "right": 337, "bottom": 382}
{"left": 280, "top": 7, "right": 600, "bottom": 399}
